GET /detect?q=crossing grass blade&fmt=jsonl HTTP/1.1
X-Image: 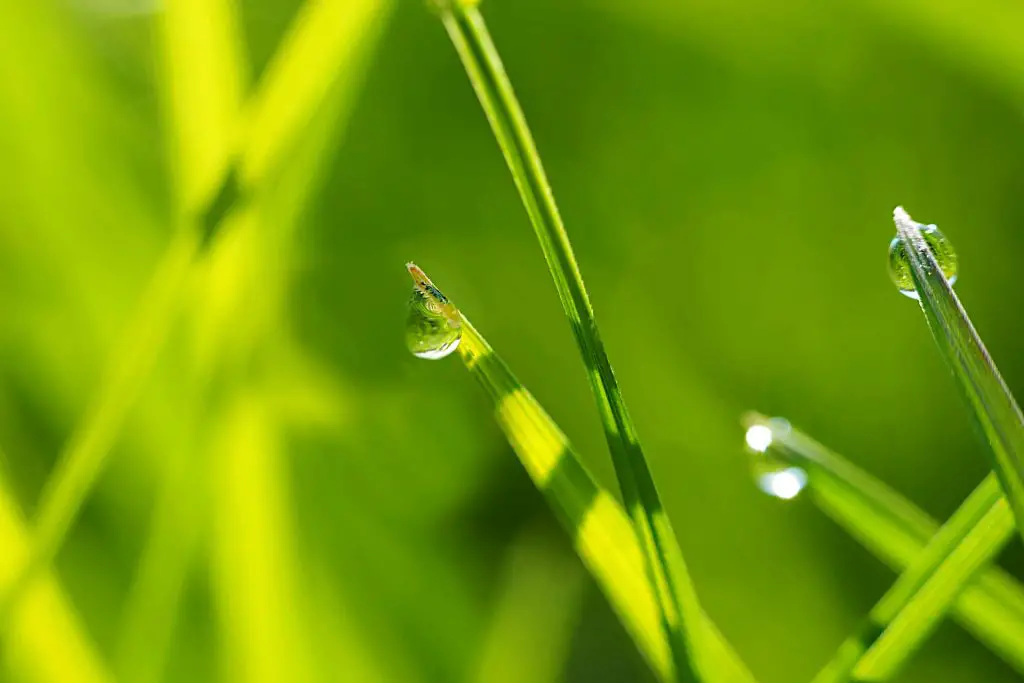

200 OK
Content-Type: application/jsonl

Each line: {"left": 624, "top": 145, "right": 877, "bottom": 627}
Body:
{"left": 0, "top": 461, "right": 113, "bottom": 683}
{"left": 0, "top": 0, "right": 246, "bottom": 636}
{"left": 744, "top": 414, "right": 1024, "bottom": 679}
{"left": 417, "top": 267, "right": 756, "bottom": 682}
{"left": 436, "top": 4, "right": 712, "bottom": 679}
{"left": 893, "top": 207, "right": 1024, "bottom": 542}
{"left": 116, "top": 2, "right": 394, "bottom": 680}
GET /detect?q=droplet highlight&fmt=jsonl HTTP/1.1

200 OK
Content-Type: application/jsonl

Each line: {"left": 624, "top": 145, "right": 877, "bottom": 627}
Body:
{"left": 757, "top": 467, "right": 807, "bottom": 500}
{"left": 745, "top": 418, "right": 806, "bottom": 501}
{"left": 888, "top": 222, "right": 958, "bottom": 300}
{"left": 745, "top": 424, "right": 773, "bottom": 453}
{"left": 405, "top": 263, "right": 463, "bottom": 360}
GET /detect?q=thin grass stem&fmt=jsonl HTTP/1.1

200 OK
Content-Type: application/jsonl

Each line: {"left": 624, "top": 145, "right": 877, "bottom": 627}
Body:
{"left": 438, "top": 5, "right": 706, "bottom": 679}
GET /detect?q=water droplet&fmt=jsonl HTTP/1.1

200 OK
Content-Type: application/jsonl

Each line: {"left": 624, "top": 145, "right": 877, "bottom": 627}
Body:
{"left": 745, "top": 425, "right": 773, "bottom": 453}
{"left": 745, "top": 418, "right": 805, "bottom": 500}
{"left": 756, "top": 467, "right": 807, "bottom": 500}
{"left": 405, "top": 263, "right": 462, "bottom": 360}
{"left": 888, "top": 223, "right": 958, "bottom": 300}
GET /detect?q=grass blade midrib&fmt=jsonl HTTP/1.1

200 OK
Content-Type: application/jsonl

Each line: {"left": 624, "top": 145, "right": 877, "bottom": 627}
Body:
{"left": 440, "top": 6, "right": 708, "bottom": 680}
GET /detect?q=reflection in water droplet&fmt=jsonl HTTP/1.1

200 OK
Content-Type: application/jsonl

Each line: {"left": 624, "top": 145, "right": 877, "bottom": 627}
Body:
{"left": 405, "top": 264, "right": 462, "bottom": 360}
{"left": 888, "top": 223, "right": 958, "bottom": 300}
{"left": 756, "top": 467, "right": 807, "bottom": 500}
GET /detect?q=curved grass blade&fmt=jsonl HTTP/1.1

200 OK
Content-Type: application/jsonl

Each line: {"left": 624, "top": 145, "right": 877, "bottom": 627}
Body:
{"left": 744, "top": 415, "right": 1024, "bottom": 679}
{"left": 409, "top": 265, "right": 755, "bottom": 683}
{"left": 893, "top": 206, "right": 1024, "bottom": 541}
{"left": 436, "top": 5, "right": 707, "bottom": 679}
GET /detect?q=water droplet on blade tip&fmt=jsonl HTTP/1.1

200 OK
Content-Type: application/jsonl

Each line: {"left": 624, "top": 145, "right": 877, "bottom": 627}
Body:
{"left": 405, "top": 267, "right": 462, "bottom": 360}
{"left": 888, "top": 223, "right": 958, "bottom": 300}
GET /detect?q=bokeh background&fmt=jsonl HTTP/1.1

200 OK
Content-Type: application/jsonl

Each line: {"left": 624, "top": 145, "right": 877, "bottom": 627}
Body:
{"left": 1, "top": 0, "right": 1024, "bottom": 681}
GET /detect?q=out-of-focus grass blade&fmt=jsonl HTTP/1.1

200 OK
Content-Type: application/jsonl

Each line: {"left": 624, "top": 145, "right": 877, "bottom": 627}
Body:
{"left": 894, "top": 206, "right": 1024, "bottom": 541}
{"left": 210, "top": 393, "right": 316, "bottom": 683}
{"left": 438, "top": 5, "right": 715, "bottom": 680}
{"left": 473, "top": 525, "right": 586, "bottom": 683}
{"left": 118, "top": 2, "right": 394, "bottom": 679}
{"left": 455, "top": 314, "right": 755, "bottom": 683}
{"left": 161, "top": 0, "right": 248, "bottom": 212}
{"left": 0, "top": 230, "right": 199, "bottom": 630}
{"left": 0, "top": 0, "right": 248, "bottom": 632}
{"left": 744, "top": 414, "right": 1024, "bottom": 678}
{"left": 238, "top": 0, "right": 393, "bottom": 188}
{"left": 0, "top": 463, "right": 112, "bottom": 683}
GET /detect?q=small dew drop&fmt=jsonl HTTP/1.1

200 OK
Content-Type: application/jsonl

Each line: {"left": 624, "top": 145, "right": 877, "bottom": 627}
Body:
{"left": 405, "top": 264, "right": 462, "bottom": 360}
{"left": 888, "top": 223, "right": 958, "bottom": 300}
{"left": 756, "top": 467, "right": 807, "bottom": 500}
{"left": 745, "top": 418, "right": 805, "bottom": 501}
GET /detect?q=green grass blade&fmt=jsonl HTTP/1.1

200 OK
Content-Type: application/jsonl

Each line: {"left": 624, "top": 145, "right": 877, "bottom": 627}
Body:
{"left": 744, "top": 415, "right": 1024, "bottom": 678}
{"left": 438, "top": 6, "right": 709, "bottom": 680}
{"left": 894, "top": 207, "right": 1024, "bottom": 542}
{"left": 440, "top": 294, "right": 756, "bottom": 682}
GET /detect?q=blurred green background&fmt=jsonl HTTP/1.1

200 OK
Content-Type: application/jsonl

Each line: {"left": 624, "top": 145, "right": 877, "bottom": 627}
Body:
{"left": 1, "top": 0, "right": 1023, "bottom": 681}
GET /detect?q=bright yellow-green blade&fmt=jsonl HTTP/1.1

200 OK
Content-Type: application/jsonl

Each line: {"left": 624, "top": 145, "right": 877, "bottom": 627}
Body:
{"left": 0, "top": 230, "right": 199, "bottom": 630}
{"left": 747, "top": 415, "right": 1024, "bottom": 678}
{"left": 161, "top": 0, "right": 248, "bottom": 210}
{"left": 0, "top": 467, "right": 112, "bottom": 683}
{"left": 457, "top": 317, "right": 755, "bottom": 683}
{"left": 0, "top": 0, "right": 248, "bottom": 631}
{"left": 116, "top": 3, "right": 393, "bottom": 679}
{"left": 117, "top": 2, "right": 394, "bottom": 678}
{"left": 238, "top": 0, "right": 393, "bottom": 188}
{"left": 210, "top": 393, "right": 316, "bottom": 683}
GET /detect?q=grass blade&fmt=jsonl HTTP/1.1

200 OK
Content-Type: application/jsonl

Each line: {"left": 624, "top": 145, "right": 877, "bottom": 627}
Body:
{"left": 0, "top": 457, "right": 113, "bottom": 683}
{"left": 472, "top": 525, "right": 586, "bottom": 683}
{"left": 438, "top": 5, "right": 712, "bottom": 679}
{"left": 893, "top": 206, "right": 1024, "bottom": 541}
{"left": 0, "top": 230, "right": 199, "bottom": 630}
{"left": 744, "top": 415, "right": 1024, "bottom": 679}
{"left": 238, "top": 0, "right": 393, "bottom": 188}
{"left": 0, "top": 0, "right": 246, "bottom": 640}
{"left": 408, "top": 265, "right": 755, "bottom": 682}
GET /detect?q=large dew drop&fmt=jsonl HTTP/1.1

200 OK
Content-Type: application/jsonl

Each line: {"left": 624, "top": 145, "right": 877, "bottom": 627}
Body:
{"left": 888, "top": 221, "right": 958, "bottom": 300}
{"left": 405, "top": 263, "right": 462, "bottom": 360}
